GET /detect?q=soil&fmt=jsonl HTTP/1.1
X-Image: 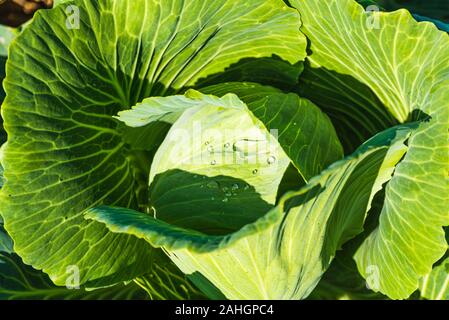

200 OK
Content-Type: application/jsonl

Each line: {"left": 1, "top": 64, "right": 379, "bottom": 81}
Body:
{"left": 0, "top": 0, "right": 53, "bottom": 27}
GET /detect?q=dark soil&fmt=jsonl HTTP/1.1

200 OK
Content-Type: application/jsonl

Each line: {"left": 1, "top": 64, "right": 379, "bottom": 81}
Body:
{"left": 0, "top": 0, "right": 53, "bottom": 27}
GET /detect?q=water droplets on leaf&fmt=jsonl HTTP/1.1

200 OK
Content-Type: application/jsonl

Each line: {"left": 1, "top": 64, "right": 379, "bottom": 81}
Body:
{"left": 232, "top": 138, "right": 269, "bottom": 161}
{"left": 267, "top": 155, "right": 276, "bottom": 165}
{"left": 207, "top": 145, "right": 214, "bottom": 153}
{"left": 206, "top": 181, "right": 219, "bottom": 189}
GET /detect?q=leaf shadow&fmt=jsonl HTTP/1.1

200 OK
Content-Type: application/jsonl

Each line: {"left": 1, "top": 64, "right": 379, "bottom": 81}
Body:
{"left": 149, "top": 169, "right": 273, "bottom": 236}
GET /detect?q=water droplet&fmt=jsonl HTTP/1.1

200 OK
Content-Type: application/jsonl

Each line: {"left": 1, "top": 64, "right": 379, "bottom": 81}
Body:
{"left": 224, "top": 143, "right": 230, "bottom": 149}
{"left": 193, "top": 175, "right": 198, "bottom": 179}
{"left": 222, "top": 187, "right": 229, "bottom": 192}
{"left": 231, "top": 184, "right": 239, "bottom": 191}
{"left": 244, "top": 185, "right": 250, "bottom": 191}
{"left": 206, "top": 181, "right": 219, "bottom": 189}
{"left": 225, "top": 192, "right": 232, "bottom": 197}
{"left": 222, "top": 198, "right": 229, "bottom": 203}
{"left": 233, "top": 139, "right": 269, "bottom": 160}
{"left": 293, "top": 122, "right": 297, "bottom": 126}
{"left": 252, "top": 169, "right": 258, "bottom": 175}
{"left": 207, "top": 145, "right": 214, "bottom": 153}
{"left": 211, "top": 197, "right": 215, "bottom": 201}
{"left": 210, "top": 160, "right": 217, "bottom": 165}
{"left": 267, "top": 155, "right": 276, "bottom": 165}
{"left": 205, "top": 141, "right": 210, "bottom": 145}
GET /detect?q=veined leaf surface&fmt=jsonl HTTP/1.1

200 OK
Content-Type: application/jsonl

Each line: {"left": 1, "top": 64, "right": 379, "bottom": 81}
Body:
{"left": 291, "top": 0, "right": 449, "bottom": 299}
{"left": 0, "top": 0, "right": 306, "bottom": 287}
{"left": 87, "top": 89, "right": 415, "bottom": 299}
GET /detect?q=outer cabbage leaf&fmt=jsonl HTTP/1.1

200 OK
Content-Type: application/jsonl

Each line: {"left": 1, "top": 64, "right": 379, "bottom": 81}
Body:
{"left": 0, "top": 221, "right": 203, "bottom": 300}
{"left": 0, "top": 0, "right": 306, "bottom": 287}
{"left": 291, "top": 0, "right": 449, "bottom": 299}
{"left": 418, "top": 230, "right": 449, "bottom": 300}
{"left": 87, "top": 89, "right": 415, "bottom": 299}
{"left": 0, "top": 251, "right": 149, "bottom": 300}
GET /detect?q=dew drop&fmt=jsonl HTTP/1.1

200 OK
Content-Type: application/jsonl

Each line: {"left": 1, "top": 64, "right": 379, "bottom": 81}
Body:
{"left": 244, "top": 185, "right": 250, "bottom": 191}
{"left": 222, "top": 198, "right": 229, "bottom": 203}
{"left": 231, "top": 184, "right": 239, "bottom": 191}
{"left": 252, "top": 169, "right": 258, "bottom": 175}
{"left": 224, "top": 142, "right": 231, "bottom": 149}
{"left": 225, "top": 192, "right": 232, "bottom": 197}
{"left": 206, "top": 181, "right": 219, "bottom": 189}
{"left": 210, "top": 160, "right": 217, "bottom": 165}
{"left": 207, "top": 145, "right": 214, "bottom": 153}
{"left": 267, "top": 155, "right": 276, "bottom": 165}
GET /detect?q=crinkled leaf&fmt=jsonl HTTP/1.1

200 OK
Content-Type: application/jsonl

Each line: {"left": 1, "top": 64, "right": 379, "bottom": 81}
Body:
{"left": 87, "top": 124, "right": 414, "bottom": 299}
{"left": 291, "top": 0, "right": 449, "bottom": 299}
{"left": 0, "top": 252, "right": 150, "bottom": 300}
{"left": 0, "top": 0, "right": 305, "bottom": 287}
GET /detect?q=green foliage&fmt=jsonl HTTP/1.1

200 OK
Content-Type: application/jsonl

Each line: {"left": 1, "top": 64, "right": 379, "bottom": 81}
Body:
{"left": 0, "top": 0, "right": 448, "bottom": 300}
